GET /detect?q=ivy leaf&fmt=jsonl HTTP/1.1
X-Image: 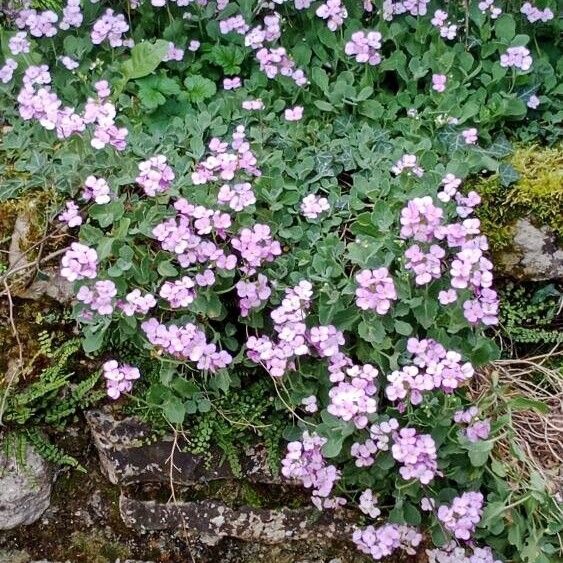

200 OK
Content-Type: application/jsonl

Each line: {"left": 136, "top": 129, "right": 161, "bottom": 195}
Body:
{"left": 499, "top": 162, "right": 520, "bottom": 186}
{"left": 184, "top": 75, "right": 217, "bottom": 103}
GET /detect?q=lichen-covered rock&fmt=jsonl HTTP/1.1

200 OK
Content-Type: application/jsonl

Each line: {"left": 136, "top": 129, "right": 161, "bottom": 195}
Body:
{"left": 498, "top": 219, "right": 563, "bottom": 280}
{"left": 0, "top": 445, "right": 54, "bottom": 530}
{"left": 85, "top": 410, "right": 279, "bottom": 486}
{"left": 119, "top": 493, "right": 355, "bottom": 545}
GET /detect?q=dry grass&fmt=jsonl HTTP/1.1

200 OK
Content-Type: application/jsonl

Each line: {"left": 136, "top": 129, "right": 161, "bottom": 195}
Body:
{"left": 471, "top": 351, "right": 563, "bottom": 492}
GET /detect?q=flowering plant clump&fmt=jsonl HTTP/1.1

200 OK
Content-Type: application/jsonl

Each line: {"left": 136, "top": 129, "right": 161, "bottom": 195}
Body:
{"left": 0, "top": 0, "right": 560, "bottom": 561}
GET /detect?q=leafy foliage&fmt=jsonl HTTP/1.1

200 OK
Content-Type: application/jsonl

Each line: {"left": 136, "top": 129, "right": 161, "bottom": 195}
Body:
{"left": 0, "top": 0, "right": 561, "bottom": 561}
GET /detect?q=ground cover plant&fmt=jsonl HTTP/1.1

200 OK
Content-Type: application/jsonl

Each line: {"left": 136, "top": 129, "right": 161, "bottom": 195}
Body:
{"left": 0, "top": 0, "right": 561, "bottom": 561}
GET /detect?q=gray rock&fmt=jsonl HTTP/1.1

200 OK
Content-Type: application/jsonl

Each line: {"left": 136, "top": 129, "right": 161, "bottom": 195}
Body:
{"left": 119, "top": 493, "right": 355, "bottom": 544}
{"left": 85, "top": 410, "right": 280, "bottom": 487}
{"left": 499, "top": 219, "right": 563, "bottom": 280}
{"left": 0, "top": 445, "right": 54, "bottom": 529}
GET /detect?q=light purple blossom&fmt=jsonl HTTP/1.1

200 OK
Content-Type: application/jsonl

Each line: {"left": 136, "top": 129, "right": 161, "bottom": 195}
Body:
{"left": 103, "top": 360, "right": 140, "bottom": 400}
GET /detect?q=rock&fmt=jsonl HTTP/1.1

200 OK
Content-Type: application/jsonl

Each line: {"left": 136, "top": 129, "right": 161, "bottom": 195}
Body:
{"left": 119, "top": 493, "right": 355, "bottom": 544}
{"left": 0, "top": 445, "right": 54, "bottom": 529}
{"left": 498, "top": 219, "right": 563, "bottom": 280}
{"left": 85, "top": 410, "right": 279, "bottom": 487}
{"left": 17, "top": 267, "right": 74, "bottom": 303}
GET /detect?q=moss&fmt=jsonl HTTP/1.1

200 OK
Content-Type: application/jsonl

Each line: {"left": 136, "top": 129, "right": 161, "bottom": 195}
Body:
{"left": 475, "top": 144, "right": 563, "bottom": 251}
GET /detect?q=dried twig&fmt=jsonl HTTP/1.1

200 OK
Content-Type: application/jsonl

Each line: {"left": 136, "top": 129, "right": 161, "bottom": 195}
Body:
{"left": 0, "top": 280, "right": 25, "bottom": 425}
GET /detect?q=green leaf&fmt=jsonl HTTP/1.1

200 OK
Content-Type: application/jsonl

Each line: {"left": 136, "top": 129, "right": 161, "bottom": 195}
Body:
{"left": 157, "top": 260, "right": 179, "bottom": 277}
{"left": 507, "top": 396, "right": 549, "bottom": 414}
{"left": 184, "top": 75, "right": 217, "bottom": 103}
{"left": 358, "top": 320, "right": 386, "bottom": 345}
{"left": 413, "top": 300, "right": 438, "bottom": 329}
{"left": 163, "top": 398, "right": 186, "bottom": 425}
{"left": 120, "top": 40, "right": 169, "bottom": 82}
{"left": 495, "top": 14, "right": 516, "bottom": 42}
{"left": 394, "top": 320, "right": 412, "bottom": 336}
{"left": 82, "top": 327, "right": 106, "bottom": 354}
{"left": 209, "top": 44, "right": 245, "bottom": 74}
{"left": 314, "top": 100, "right": 336, "bottom": 112}
{"left": 499, "top": 162, "right": 520, "bottom": 186}
{"left": 466, "top": 439, "right": 493, "bottom": 467}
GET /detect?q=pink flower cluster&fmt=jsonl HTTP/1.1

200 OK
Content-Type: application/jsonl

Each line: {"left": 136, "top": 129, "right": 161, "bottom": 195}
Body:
{"left": 438, "top": 173, "right": 462, "bottom": 202}
{"left": 327, "top": 363, "right": 378, "bottom": 429}
{"left": 300, "top": 194, "right": 330, "bottom": 219}
{"left": 223, "top": 77, "right": 241, "bottom": 90}
{"left": 242, "top": 98, "right": 264, "bottom": 110}
{"left": 454, "top": 407, "right": 491, "bottom": 442}
{"left": 351, "top": 418, "right": 398, "bottom": 467}
{"left": 163, "top": 42, "right": 184, "bottom": 62}
{"left": 244, "top": 13, "right": 281, "bottom": 48}
{"left": 344, "top": 31, "right": 383, "bottom": 65}
{"left": 59, "top": 0, "right": 83, "bottom": 30}
{"left": 353, "top": 523, "right": 422, "bottom": 560}
{"left": 400, "top": 193, "right": 499, "bottom": 326}
{"left": 217, "top": 182, "right": 256, "bottom": 211}
{"left": 521, "top": 2, "right": 554, "bottom": 23}
{"left": 58, "top": 201, "right": 82, "bottom": 227}
{"left": 432, "top": 74, "right": 447, "bottom": 93}
{"left": 437, "top": 491, "right": 484, "bottom": 540}
{"left": 17, "top": 70, "right": 127, "bottom": 148}
{"left": 102, "top": 360, "right": 140, "bottom": 400}
{"left": 478, "top": 0, "right": 502, "bottom": 19}
{"left": 316, "top": 0, "right": 348, "bottom": 31}
{"left": 77, "top": 280, "right": 117, "bottom": 315}
{"left": 0, "top": 59, "right": 17, "bottom": 84}
{"left": 431, "top": 10, "right": 457, "bottom": 39}
{"left": 91, "top": 9, "right": 130, "bottom": 48}
{"left": 462, "top": 128, "right": 479, "bottom": 144}
{"left": 284, "top": 105, "right": 303, "bottom": 121}
{"left": 386, "top": 338, "right": 474, "bottom": 407}
{"left": 236, "top": 274, "right": 271, "bottom": 317}
{"left": 355, "top": 268, "right": 397, "bottom": 315}
{"left": 15, "top": 8, "right": 58, "bottom": 37}
{"left": 500, "top": 46, "right": 533, "bottom": 71}
{"left": 83, "top": 175, "right": 112, "bottom": 204}
{"left": 358, "top": 489, "right": 381, "bottom": 519}
{"left": 391, "top": 154, "right": 424, "bottom": 177}
{"left": 60, "top": 242, "right": 98, "bottom": 282}
{"left": 136, "top": 155, "right": 175, "bottom": 196}
{"left": 382, "top": 0, "right": 430, "bottom": 21}
{"left": 231, "top": 224, "right": 282, "bottom": 274}
{"left": 119, "top": 289, "right": 157, "bottom": 316}
{"left": 404, "top": 244, "right": 445, "bottom": 285}
{"left": 247, "top": 281, "right": 313, "bottom": 377}
{"left": 159, "top": 276, "right": 197, "bottom": 308}
{"left": 220, "top": 15, "right": 249, "bottom": 35}
{"left": 192, "top": 126, "right": 260, "bottom": 185}
{"left": 255, "top": 47, "right": 307, "bottom": 85}
{"left": 391, "top": 428, "right": 438, "bottom": 484}
{"left": 281, "top": 431, "right": 342, "bottom": 510}
{"left": 427, "top": 542, "right": 502, "bottom": 563}
{"left": 301, "top": 395, "right": 318, "bottom": 413}
{"left": 141, "top": 318, "right": 232, "bottom": 372}
{"left": 8, "top": 32, "right": 30, "bottom": 55}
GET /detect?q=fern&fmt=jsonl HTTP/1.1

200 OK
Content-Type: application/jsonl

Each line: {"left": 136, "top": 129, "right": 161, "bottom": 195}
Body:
{"left": 3, "top": 338, "right": 100, "bottom": 469}
{"left": 26, "top": 428, "right": 84, "bottom": 471}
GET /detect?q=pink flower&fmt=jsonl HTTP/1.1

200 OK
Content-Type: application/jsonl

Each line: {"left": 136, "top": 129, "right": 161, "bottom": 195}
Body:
{"left": 300, "top": 194, "right": 330, "bottom": 219}
{"left": 461, "top": 128, "right": 478, "bottom": 145}
{"left": 432, "top": 74, "right": 447, "bottom": 93}
{"left": 284, "top": 105, "right": 304, "bottom": 121}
